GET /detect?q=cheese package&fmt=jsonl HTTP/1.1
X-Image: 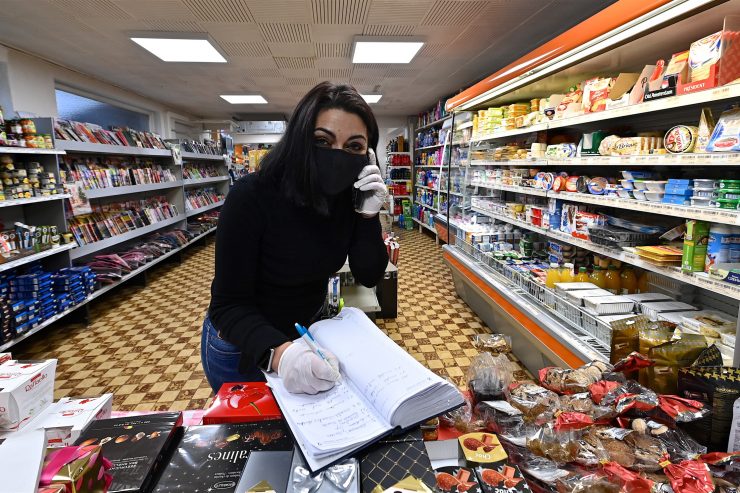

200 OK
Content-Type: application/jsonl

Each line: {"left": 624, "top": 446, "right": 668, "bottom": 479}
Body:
{"left": 664, "top": 125, "right": 698, "bottom": 153}
{"left": 545, "top": 144, "right": 576, "bottom": 158}
{"left": 612, "top": 137, "right": 649, "bottom": 155}
{"left": 0, "top": 359, "right": 56, "bottom": 432}
{"left": 689, "top": 31, "right": 722, "bottom": 82}
{"left": 582, "top": 77, "right": 614, "bottom": 112}
{"left": 694, "top": 108, "right": 716, "bottom": 153}
{"left": 706, "top": 107, "right": 740, "bottom": 152}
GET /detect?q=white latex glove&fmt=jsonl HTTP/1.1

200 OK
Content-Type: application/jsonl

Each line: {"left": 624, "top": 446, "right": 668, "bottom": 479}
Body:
{"left": 277, "top": 339, "right": 340, "bottom": 394}
{"left": 354, "top": 149, "right": 388, "bottom": 218}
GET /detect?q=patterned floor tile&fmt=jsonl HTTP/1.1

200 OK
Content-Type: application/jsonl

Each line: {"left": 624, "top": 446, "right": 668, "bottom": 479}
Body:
{"left": 15, "top": 229, "right": 530, "bottom": 410}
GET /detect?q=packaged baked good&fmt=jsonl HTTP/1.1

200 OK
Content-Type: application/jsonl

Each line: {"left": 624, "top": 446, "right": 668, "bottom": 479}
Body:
{"left": 583, "top": 77, "right": 614, "bottom": 113}
{"left": 539, "top": 361, "right": 612, "bottom": 395}
{"left": 555, "top": 472, "right": 620, "bottom": 493}
{"left": 656, "top": 395, "right": 708, "bottom": 423}
{"left": 612, "top": 351, "right": 654, "bottom": 377}
{"left": 526, "top": 424, "right": 580, "bottom": 464}
{"left": 648, "top": 335, "right": 708, "bottom": 394}
{"left": 587, "top": 427, "right": 667, "bottom": 472}
{"left": 560, "top": 392, "right": 616, "bottom": 421}
{"left": 600, "top": 462, "right": 659, "bottom": 491}
{"left": 506, "top": 382, "right": 560, "bottom": 423}
{"left": 472, "top": 334, "right": 511, "bottom": 356}
{"left": 467, "top": 353, "right": 512, "bottom": 405}
{"left": 630, "top": 419, "right": 706, "bottom": 462}
{"left": 609, "top": 317, "right": 641, "bottom": 365}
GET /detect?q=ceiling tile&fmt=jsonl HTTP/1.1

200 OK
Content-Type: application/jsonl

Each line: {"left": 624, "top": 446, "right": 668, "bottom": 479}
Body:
{"left": 413, "top": 25, "right": 462, "bottom": 44}
{"left": 274, "top": 57, "right": 316, "bottom": 70}
{"left": 249, "top": 67, "right": 283, "bottom": 77}
{"left": 220, "top": 41, "right": 271, "bottom": 57}
{"left": 318, "top": 68, "right": 352, "bottom": 80}
{"left": 363, "top": 25, "right": 415, "bottom": 36}
{"left": 205, "top": 23, "right": 264, "bottom": 43}
{"left": 182, "top": 0, "right": 254, "bottom": 22}
{"left": 385, "top": 67, "right": 421, "bottom": 78}
{"left": 422, "top": 1, "right": 487, "bottom": 26}
{"left": 315, "top": 57, "right": 352, "bottom": 69}
{"left": 311, "top": 24, "right": 361, "bottom": 43}
{"left": 247, "top": 0, "right": 311, "bottom": 23}
{"left": 113, "top": 0, "right": 193, "bottom": 20}
{"left": 143, "top": 19, "right": 205, "bottom": 32}
{"left": 267, "top": 43, "right": 316, "bottom": 57}
{"left": 259, "top": 23, "right": 311, "bottom": 43}
{"left": 279, "top": 68, "right": 320, "bottom": 79}
{"left": 417, "top": 43, "right": 445, "bottom": 58}
{"left": 366, "top": 1, "right": 432, "bottom": 25}
{"left": 287, "top": 77, "right": 318, "bottom": 86}
{"left": 311, "top": 0, "right": 370, "bottom": 24}
{"left": 314, "top": 42, "right": 351, "bottom": 58}
{"left": 54, "top": 0, "right": 131, "bottom": 18}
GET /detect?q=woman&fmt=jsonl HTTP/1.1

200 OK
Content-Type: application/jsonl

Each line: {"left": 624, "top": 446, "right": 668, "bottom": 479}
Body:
{"left": 202, "top": 82, "right": 389, "bottom": 395}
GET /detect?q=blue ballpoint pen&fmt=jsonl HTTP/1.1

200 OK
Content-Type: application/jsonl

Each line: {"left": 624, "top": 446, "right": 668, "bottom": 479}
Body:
{"left": 294, "top": 323, "right": 341, "bottom": 378}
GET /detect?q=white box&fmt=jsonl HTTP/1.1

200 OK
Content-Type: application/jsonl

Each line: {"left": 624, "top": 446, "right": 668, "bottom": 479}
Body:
{"left": 36, "top": 394, "right": 113, "bottom": 447}
{"left": 0, "top": 428, "right": 46, "bottom": 493}
{"left": 0, "top": 359, "right": 56, "bottom": 431}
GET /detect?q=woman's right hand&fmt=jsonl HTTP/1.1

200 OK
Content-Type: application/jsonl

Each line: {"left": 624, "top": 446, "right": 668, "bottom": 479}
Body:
{"left": 275, "top": 340, "right": 340, "bottom": 394}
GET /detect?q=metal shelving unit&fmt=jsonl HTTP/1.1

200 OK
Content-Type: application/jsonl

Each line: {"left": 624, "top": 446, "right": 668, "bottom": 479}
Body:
{"left": 85, "top": 180, "right": 183, "bottom": 199}
{"left": 185, "top": 200, "right": 225, "bottom": 218}
{"left": 56, "top": 140, "right": 172, "bottom": 157}
{"left": 0, "top": 194, "right": 70, "bottom": 208}
{"left": 181, "top": 151, "right": 224, "bottom": 162}
{"left": 183, "top": 176, "right": 230, "bottom": 186}
{"left": 0, "top": 146, "right": 66, "bottom": 155}
{"left": 0, "top": 243, "right": 77, "bottom": 274}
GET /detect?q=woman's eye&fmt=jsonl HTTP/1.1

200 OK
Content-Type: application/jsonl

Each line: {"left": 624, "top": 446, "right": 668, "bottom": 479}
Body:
{"left": 314, "top": 137, "right": 331, "bottom": 147}
{"left": 347, "top": 142, "right": 365, "bottom": 153}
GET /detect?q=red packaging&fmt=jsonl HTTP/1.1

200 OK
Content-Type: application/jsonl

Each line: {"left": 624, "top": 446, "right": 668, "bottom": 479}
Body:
{"left": 662, "top": 458, "right": 715, "bottom": 493}
{"left": 601, "top": 462, "right": 656, "bottom": 491}
{"left": 589, "top": 380, "right": 621, "bottom": 405}
{"left": 553, "top": 411, "right": 593, "bottom": 431}
{"left": 202, "top": 382, "right": 282, "bottom": 424}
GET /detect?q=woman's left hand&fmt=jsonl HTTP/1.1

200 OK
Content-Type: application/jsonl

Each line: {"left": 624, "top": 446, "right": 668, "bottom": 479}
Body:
{"left": 354, "top": 149, "right": 387, "bottom": 218}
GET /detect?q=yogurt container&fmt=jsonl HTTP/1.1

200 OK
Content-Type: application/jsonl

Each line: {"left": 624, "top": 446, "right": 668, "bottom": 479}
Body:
{"left": 717, "top": 189, "right": 740, "bottom": 200}
{"left": 619, "top": 179, "right": 634, "bottom": 190}
{"left": 645, "top": 191, "right": 665, "bottom": 202}
{"left": 633, "top": 180, "right": 648, "bottom": 191}
{"left": 693, "top": 187, "right": 716, "bottom": 198}
{"left": 621, "top": 170, "right": 653, "bottom": 180}
{"left": 616, "top": 188, "right": 633, "bottom": 199}
{"left": 643, "top": 180, "right": 668, "bottom": 192}
{"left": 690, "top": 196, "right": 714, "bottom": 207}
{"left": 632, "top": 189, "right": 647, "bottom": 201}
{"left": 693, "top": 179, "right": 717, "bottom": 189}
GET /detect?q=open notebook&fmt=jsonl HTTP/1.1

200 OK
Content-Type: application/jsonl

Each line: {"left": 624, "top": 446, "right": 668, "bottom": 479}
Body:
{"left": 265, "top": 307, "right": 464, "bottom": 472}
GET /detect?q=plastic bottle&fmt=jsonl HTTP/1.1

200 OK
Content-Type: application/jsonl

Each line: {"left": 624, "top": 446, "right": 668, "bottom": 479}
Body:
{"left": 620, "top": 268, "right": 638, "bottom": 295}
{"left": 590, "top": 266, "right": 607, "bottom": 289}
{"left": 575, "top": 267, "right": 590, "bottom": 283}
{"left": 705, "top": 224, "right": 740, "bottom": 273}
{"left": 545, "top": 263, "right": 561, "bottom": 289}
{"left": 560, "top": 263, "right": 575, "bottom": 283}
{"left": 637, "top": 271, "right": 649, "bottom": 293}
{"left": 605, "top": 265, "right": 621, "bottom": 294}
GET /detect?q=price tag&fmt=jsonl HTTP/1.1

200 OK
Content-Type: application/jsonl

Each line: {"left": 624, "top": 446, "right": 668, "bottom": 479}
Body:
{"left": 609, "top": 156, "right": 620, "bottom": 164}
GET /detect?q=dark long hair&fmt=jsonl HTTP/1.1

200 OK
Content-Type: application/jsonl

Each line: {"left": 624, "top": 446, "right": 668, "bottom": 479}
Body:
{"left": 258, "top": 81, "right": 379, "bottom": 214}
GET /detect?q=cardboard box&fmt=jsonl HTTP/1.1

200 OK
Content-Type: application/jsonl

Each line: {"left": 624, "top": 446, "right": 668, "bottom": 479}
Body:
{"left": 682, "top": 220, "right": 710, "bottom": 273}
{"left": 203, "top": 382, "right": 282, "bottom": 425}
{"left": 605, "top": 73, "right": 640, "bottom": 110}
{"left": 0, "top": 359, "right": 57, "bottom": 431}
{"left": 360, "top": 429, "right": 436, "bottom": 493}
{"left": 0, "top": 428, "right": 47, "bottom": 493}
{"left": 38, "top": 394, "right": 113, "bottom": 447}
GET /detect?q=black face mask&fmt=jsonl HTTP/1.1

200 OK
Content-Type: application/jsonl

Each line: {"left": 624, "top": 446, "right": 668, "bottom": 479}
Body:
{"left": 314, "top": 147, "right": 368, "bottom": 196}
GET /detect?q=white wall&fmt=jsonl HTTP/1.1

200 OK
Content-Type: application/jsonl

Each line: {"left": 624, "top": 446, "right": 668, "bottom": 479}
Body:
{"left": 1, "top": 46, "right": 196, "bottom": 137}
{"left": 376, "top": 116, "right": 409, "bottom": 177}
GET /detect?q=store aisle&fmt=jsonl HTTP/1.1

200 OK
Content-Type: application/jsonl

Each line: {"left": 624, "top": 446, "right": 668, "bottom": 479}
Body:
{"left": 15, "top": 229, "right": 528, "bottom": 410}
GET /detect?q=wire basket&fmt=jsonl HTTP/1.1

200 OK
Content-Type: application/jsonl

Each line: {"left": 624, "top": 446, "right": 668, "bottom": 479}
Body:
{"left": 588, "top": 225, "right": 658, "bottom": 248}
{"left": 581, "top": 311, "right": 614, "bottom": 347}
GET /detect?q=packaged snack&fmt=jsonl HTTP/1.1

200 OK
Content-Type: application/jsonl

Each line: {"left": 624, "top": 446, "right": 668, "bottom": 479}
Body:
{"left": 553, "top": 412, "right": 594, "bottom": 432}
{"left": 526, "top": 424, "right": 580, "bottom": 464}
{"left": 612, "top": 351, "right": 654, "bottom": 376}
{"left": 434, "top": 466, "right": 481, "bottom": 493}
{"left": 468, "top": 353, "right": 512, "bottom": 405}
{"left": 610, "top": 317, "right": 641, "bottom": 365}
{"left": 202, "top": 382, "right": 282, "bottom": 424}
{"left": 598, "top": 135, "right": 621, "bottom": 156}
{"left": 506, "top": 383, "right": 560, "bottom": 424}
{"left": 589, "top": 427, "right": 667, "bottom": 472}
{"left": 555, "top": 87, "right": 582, "bottom": 117}
{"left": 472, "top": 334, "right": 511, "bottom": 355}
{"left": 560, "top": 392, "right": 616, "bottom": 421}
{"left": 648, "top": 335, "right": 708, "bottom": 394}
{"left": 638, "top": 323, "right": 675, "bottom": 384}
{"left": 459, "top": 432, "right": 508, "bottom": 466}
{"left": 665, "top": 125, "right": 699, "bottom": 153}
{"left": 630, "top": 418, "right": 706, "bottom": 462}
{"left": 440, "top": 392, "right": 484, "bottom": 433}
{"left": 689, "top": 31, "right": 722, "bottom": 82}
{"left": 600, "top": 462, "right": 659, "bottom": 491}
{"left": 474, "top": 464, "right": 531, "bottom": 492}
{"left": 539, "top": 361, "right": 612, "bottom": 394}
{"left": 706, "top": 107, "right": 740, "bottom": 152}
{"left": 0, "top": 359, "right": 57, "bottom": 431}
{"left": 475, "top": 401, "right": 536, "bottom": 448}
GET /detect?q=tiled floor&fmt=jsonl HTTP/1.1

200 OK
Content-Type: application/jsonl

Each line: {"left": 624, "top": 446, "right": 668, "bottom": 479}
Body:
{"left": 16, "top": 228, "right": 528, "bottom": 410}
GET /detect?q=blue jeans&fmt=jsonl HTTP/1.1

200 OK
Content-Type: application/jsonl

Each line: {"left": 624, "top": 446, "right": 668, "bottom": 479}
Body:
{"left": 201, "top": 314, "right": 265, "bottom": 393}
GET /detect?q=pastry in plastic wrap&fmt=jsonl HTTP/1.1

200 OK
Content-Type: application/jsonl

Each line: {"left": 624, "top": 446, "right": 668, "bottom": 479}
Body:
{"left": 506, "top": 383, "right": 560, "bottom": 423}
{"left": 560, "top": 392, "right": 616, "bottom": 421}
{"left": 440, "top": 392, "right": 484, "bottom": 433}
{"left": 600, "top": 462, "right": 659, "bottom": 492}
{"left": 629, "top": 419, "right": 707, "bottom": 462}
{"left": 526, "top": 425, "right": 579, "bottom": 464}
{"left": 472, "top": 334, "right": 512, "bottom": 356}
{"left": 539, "top": 361, "right": 612, "bottom": 395}
{"left": 467, "top": 353, "right": 512, "bottom": 405}
{"left": 555, "top": 472, "right": 621, "bottom": 493}
{"left": 474, "top": 401, "right": 536, "bottom": 448}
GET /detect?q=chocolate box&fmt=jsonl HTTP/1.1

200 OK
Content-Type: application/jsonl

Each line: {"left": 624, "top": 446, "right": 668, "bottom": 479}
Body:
{"left": 153, "top": 420, "right": 293, "bottom": 493}
{"left": 0, "top": 428, "right": 47, "bottom": 493}
{"left": 0, "top": 359, "right": 56, "bottom": 431}
{"left": 434, "top": 466, "right": 482, "bottom": 493}
{"left": 235, "top": 450, "right": 294, "bottom": 493}
{"left": 37, "top": 394, "right": 113, "bottom": 447}
{"left": 74, "top": 411, "right": 182, "bottom": 493}
{"left": 359, "top": 428, "right": 436, "bottom": 493}
{"left": 203, "top": 382, "right": 282, "bottom": 425}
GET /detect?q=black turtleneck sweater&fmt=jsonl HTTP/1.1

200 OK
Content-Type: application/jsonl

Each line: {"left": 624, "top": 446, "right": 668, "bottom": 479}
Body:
{"left": 208, "top": 173, "right": 388, "bottom": 372}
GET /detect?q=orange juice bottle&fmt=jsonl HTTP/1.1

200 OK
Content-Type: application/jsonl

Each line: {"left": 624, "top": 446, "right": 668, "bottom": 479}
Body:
{"left": 545, "top": 263, "right": 561, "bottom": 288}
{"left": 637, "top": 271, "right": 649, "bottom": 293}
{"left": 605, "top": 265, "right": 621, "bottom": 294}
{"left": 575, "top": 267, "right": 590, "bottom": 283}
{"left": 560, "top": 263, "right": 575, "bottom": 283}
{"left": 590, "top": 266, "right": 607, "bottom": 289}
{"left": 620, "top": 268, "right": 638, "bottom": 295}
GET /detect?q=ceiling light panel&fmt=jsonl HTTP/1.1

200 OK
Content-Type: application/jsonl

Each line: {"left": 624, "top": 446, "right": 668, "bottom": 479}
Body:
{"left": 361, "top": 94, "right": 382, "bottom": 103}
{"left": 220, "top": 95, "right": 268, "bottom": 104}
{"left": 352, "top": 38, "right": 424, "bottom": 64}
{"left": 131, "top": 35, "right": 227, "bottom": 62}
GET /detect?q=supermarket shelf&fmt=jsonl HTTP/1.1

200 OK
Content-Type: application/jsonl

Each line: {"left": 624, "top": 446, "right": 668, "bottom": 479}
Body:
{"left": 0, "top": 194, "right": 70, "bottom": 208}
{"left": 415, "top": 201, "right": 439, "bottom": 212}
{"left": 387, "top": 166, "right": 412, "bottom": 169}
{"left": 547, "top": 153, "right": 740, "bottom": 167}
{"left": 412, "top": 216, "right": 436, "bottom": 233}
{"left": 416, "top": 164, "right": 443, "bottom": 168}
{"left": 183, "top": 176, "right": 230, "bottom": 186}
{"left": 444, "top": 244, "right": 608, "bottom": 368}
{"left": 56, "top": 140, "right": 172, "bottom": 157}
{"left": 185, "top": 200, "right": 225, "bottom": 218}
{"left": 85, "top": 180, "right": 183, "bottom": 199}
{"left": 416, "top": 115, "right": 452, "bottom": 131}
{"left": 416, "top": 184, "right": 438, "bottom": 191}
{"left": 390, "top": 178, "right": 411, "bottom": 182}
{"left": 448, "top": 191, "right": 465, "bottom": 197}
{"left": 387, "top": 152, "right": 412, "bottom": 155}
{"left": 0, "top": 227, "right": 217, "bottom": 352}
{"left": 390, "top": 195, "right": 410, "bottom": 199}
{"left": 0, "top": 146, "right": 65, "bottom": 155}
{"left": 473, "top": 84, "right": 740, "bottom": 142}
{"left": 456, "top": 121, "right": 473, "bottom": 130}
{"left": 470, "top": 206, "right": 740, "bottom": 301}
{"left": 181, "top": 151, "right": 224, "bottom": 162}
{"left": 415, "top": 144, "right": 444, "bottom": 151}
{"left": 452, "top": 142, "right": 470, "bottom": 147}
{"left": 70, "top": 214, "right": 186, "bottom": 260}
{"left": 469, "top": 159, "right": 542, "bottom": 166}
{"left": 472, "top": 183, "right": 740, "bottom": 226}
{"left": 0, "top": 243, "right": 77, "bottom": 274}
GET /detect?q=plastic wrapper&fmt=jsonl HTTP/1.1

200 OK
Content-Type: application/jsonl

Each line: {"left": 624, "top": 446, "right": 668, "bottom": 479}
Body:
{"left": 472, "top": 334, "right": 512, "bottom": 356}
{"left": 599, "top": 380, "right": 658, "bottom": 413}
{"left": 475, "top": 401, "right": 538, "bottom": 448}
{"left": 638, "top": 323, "right": 675, "bottom": 385}
{"left": 467, "top": 353, "right": 512, "bottom": 405}
{"left": 600, "top": 462, "right": 658, "bottom": 492}
{"left": 539, "top": 361, "right": 612, "bottom": 395}
{"left": 656, "top": 395, "right": 708, "bottom": 423}
{"left": 526, "top": 424, "right": 580, "bottom": 464}
{"left": 612, "top": 352, "right": 654, "bottom": 375}
{"left": 582, "top": 427, "right": 667, "bottom": 472}
{"left": 628, "top": 419, "right": 707, "bottom": 462}
{"left": 553, "top": 412, "right": 594, "bottom": 432}
{"left": 517, "top": 451, "right": 571, "bottom": 485}
{"left": 648, "top": 336, "right": 708, "bottom": 395}
{"left": 555, "top": 472, "right": 620, "bottom": 493}
{"left": 662, "top": 459, "right": 715, "bottom": 493}
{"left": 589, "top": 380, "right": 622, "bottom": 405}
{"left": 698, "top": 451, "right": 740, "bottom": 466}
{"left": 560, "top": 392, "right": 616, "bottom": 421}
{"left": 506, "top": 382, "right": 560, "bottom": 423}
{"left": 440, "top": 392, "right": 485, "bottom": 433}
